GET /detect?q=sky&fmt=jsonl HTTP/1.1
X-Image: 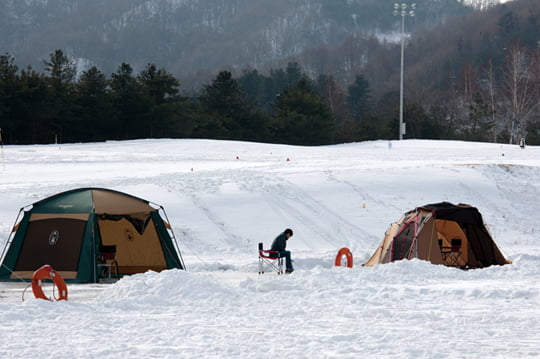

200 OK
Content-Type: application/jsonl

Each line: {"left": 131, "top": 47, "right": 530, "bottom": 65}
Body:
{"left": 0, "top": 139, "right": 539, "bottom": 358}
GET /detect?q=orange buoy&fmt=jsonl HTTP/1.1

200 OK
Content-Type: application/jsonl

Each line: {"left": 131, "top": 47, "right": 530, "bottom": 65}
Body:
{"left": 31, "top": 265, "right": 68, "bottom": 301}
{"left": 334, "top": 247, "right": 353, "bottom": 268}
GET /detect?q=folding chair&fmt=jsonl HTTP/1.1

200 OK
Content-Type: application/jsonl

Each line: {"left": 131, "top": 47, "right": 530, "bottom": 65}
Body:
{"left": 446, "top": 238, "right": 463, "bottom": 266}
{"left": 258, "top": 242, "right": 284, "bottom": 274}
{"left": 98, "top": 245, "right": 119, "bottom": 279}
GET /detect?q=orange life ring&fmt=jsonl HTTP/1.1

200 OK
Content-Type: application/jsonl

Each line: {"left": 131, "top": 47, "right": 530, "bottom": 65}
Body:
{"left": 31, "top": 265, "right": 68, "bottom": 301}
{"left": 334, "top": 247, "right": 353, "bottom": 268}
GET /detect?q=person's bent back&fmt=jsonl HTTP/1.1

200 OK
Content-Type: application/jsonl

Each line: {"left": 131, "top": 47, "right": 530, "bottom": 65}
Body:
{"left": 270, "top": 228, "right": 294, "bottom": 273}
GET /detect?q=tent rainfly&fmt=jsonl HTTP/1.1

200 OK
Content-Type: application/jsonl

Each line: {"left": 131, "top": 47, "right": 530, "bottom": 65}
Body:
{"left": 0, "top": 188, "right": 185, "bottom": 283}
{"left": 364, "top": 202, "right": 510, "bottom": 269}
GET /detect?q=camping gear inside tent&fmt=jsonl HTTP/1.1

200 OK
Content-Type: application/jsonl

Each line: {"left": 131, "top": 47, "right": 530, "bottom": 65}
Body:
{"left": 0, "top": 188, "right": 185, "bottom": 283}
{"left": 364, "top": 202, "right": 509, "bottom": 269}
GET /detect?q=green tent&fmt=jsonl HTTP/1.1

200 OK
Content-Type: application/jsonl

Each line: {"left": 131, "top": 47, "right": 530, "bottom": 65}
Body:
{"left": 0, "top": 188, "right": 185, "bottom": 283}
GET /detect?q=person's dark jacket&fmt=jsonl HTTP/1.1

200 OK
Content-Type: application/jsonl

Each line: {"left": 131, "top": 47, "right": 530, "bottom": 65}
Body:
{"left": 270, "top": 232, "right": 287, "bottom": 252}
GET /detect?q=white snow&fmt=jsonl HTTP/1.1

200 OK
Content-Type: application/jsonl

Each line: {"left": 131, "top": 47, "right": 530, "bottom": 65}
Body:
{"left": 0, "top": 139, "right": 539, "bottom": 358}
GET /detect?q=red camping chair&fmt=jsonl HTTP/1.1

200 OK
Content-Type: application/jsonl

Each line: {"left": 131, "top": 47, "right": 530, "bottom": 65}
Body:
{"left": 258, "top": 242, "right": 284, "bottom": 274}
{"left": 98, "top": 245, "right": 119, "bottom": 279}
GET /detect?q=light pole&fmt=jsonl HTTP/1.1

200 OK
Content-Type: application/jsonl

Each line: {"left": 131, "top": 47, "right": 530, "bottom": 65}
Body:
{"left": 0, "top": 128, "right": 4, "bottom": 170}
{"left": 393, "top": 3, "right": 415, "bottom": 140}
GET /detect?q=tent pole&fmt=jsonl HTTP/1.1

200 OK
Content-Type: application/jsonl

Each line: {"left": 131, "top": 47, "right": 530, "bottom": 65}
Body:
{"left": 0, "top": 207, "right": 26, "bottom": 264}
{"left": 0, "top": 128, "right": 5, "bottom": 171}
{"left": 92, "top": 207, "right": 97, "bottom": 283}
{"left": 427, "top": 214, "right": 436, "bottom": 262}
{"left": 158, "top": 205, "right": 186, "bottom": 270}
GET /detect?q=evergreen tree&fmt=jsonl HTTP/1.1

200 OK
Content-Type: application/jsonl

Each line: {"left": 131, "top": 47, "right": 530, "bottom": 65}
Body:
{"left": 404, "top": 101, "right": 442, "bottom": 139}
{"left": 75, "top": 66, "right": 111, "bottom": 141}
{"left": 197, "top": 71, "right": 260, "bottom": 140}
{"left": 371, "top": 90, "right": 399, "bottom": 140}
{"left": 237, "top": 69, "right": 266, "bottom": 105}
{"left": 272, "top": 78, "right": 335, "bottom": 145}
{"left": 315, "top": 74, "right": 348, "bottom": 124}
{"left": 0, "top": 53, "right": 19, "bottom": 143}
{"left": 138, "top": 64, "right": 180, "bottom": 106}
{"left": 43, "top": 49, "right": 75, "bottom": 90}
{"left": 347, "top": 74, "right": 372, "bottom": 122}
{"left": 43, "top": 49, "right": 76, "bottom": 142}
{"left": 17, "top": 67, "right": 50, "bottom": 143}
{"left": 110, "top": 63, "right": 144, "bottom": 139}
{"left": 468, "top": 92, "right": 494, "bottom": 141}
{"left": 285, "top": 62, "right": 304, "bottom": 86}
{"left": 137, "top": 63, "right": 184, "bottom": 137}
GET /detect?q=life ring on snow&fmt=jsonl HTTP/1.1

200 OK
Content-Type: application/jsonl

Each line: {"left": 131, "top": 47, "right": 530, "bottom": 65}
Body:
{"left": 31, "top": 265, "right": 68, "bottom": 301}
{"left": 334, "top": 247, "right": 353, "bottom": 268}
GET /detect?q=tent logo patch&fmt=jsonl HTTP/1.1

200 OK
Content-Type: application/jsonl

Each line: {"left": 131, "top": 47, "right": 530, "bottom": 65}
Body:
{"left": 49, "top": 230, "right": 60, "bottom": 245}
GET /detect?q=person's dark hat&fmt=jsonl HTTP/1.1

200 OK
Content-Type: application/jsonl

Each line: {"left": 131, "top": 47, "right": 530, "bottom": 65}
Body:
{"left": 284, "top": 228, "right": 293, "bottom": 236}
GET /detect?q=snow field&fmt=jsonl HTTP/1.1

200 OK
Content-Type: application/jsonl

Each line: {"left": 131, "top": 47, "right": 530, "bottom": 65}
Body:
{"left": 0, "top": 139, "right": 539, "bottom": 358}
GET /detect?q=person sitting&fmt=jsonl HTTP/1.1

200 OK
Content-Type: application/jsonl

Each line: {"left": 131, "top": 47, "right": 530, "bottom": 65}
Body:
{"left": 270, "top": 228, "right": 294, "bottom": 273}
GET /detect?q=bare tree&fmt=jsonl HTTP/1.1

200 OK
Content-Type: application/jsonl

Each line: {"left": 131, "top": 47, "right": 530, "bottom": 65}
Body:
{"left": 502, "top": 45, "right": 539, "bottom": 144}
{"left": 467, "top": 0, "right": 500, "bottom": 10}
{"left": 483, "top": 59, "right": 499, "bottom": 142}
{"left": 448, "top": 61, "right": 479, "bottom": 138}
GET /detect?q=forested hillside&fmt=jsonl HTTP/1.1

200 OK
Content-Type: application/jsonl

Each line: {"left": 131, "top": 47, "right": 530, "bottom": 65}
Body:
{"left": 0, "top": 0, "right": 539, "bottom": 146}
{"left": 1, "top": 0, "right": 471, "bottom": 83}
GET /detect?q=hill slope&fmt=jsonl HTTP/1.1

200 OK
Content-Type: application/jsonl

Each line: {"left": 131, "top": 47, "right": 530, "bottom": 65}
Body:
{"left": 1, "top": 0, "right": 471, "bottom": 81}
{"left": 0, "top": 139, "right": 538, "bottom": 261}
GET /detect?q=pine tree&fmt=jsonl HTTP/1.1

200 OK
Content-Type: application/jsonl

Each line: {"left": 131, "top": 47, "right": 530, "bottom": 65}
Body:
{"left": 75, "top": 66, "right": 111, "bottom": 141}
{"left": 197, "top": 71, "right": 257, "bottom": 140}
{"left": 272, "top": 78, "right": 335, "bottom": 145}
{"left": 43, "top": 49, "right": 76, "bottom": 142}
{"left": 18, "top": 67, "right": 50, "bottom": 143}
{"left": 110, "top": 63, "right": 144, "bottom": 139}
{"left": 0, "top": 53, "right": 19, "bottom": 143}
{"left": 347, "top": 74, "right": 372, "bottom": 122}
{"left": 137, "top": 63, "right": 183, "bottom": 137}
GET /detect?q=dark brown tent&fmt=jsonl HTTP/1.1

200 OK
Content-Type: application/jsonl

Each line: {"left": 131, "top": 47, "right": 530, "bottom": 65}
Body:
{"left": 364, "top": 202, "right": 510, "bottom": 269}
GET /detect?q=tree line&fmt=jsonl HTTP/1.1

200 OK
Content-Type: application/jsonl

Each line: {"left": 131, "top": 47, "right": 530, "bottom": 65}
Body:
{"left": 0, "top": 47, "right": 539, "bottom": 146}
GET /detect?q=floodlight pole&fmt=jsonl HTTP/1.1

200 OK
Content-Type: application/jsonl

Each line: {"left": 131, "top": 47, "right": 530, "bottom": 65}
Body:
{"left": 0, "top": 128, "right": 5, "bottom": 170}
{"left": 394, "top": 3, "right": 416, "bottom": 140}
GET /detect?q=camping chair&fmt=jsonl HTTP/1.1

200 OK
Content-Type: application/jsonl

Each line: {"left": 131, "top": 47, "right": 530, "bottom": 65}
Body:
{"left": 98, "top": 245, "right": 119, "bottom": 279}
{"left": 445, "top": 238, "right": 462, "bottom": 266}
{"left": 258, "top": 243, "right": 284, "bottom": 274}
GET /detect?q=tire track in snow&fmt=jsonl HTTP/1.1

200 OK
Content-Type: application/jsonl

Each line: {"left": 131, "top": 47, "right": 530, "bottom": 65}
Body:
{"left": 323, "top": 169, "right": 404, "bottom": 212}
{"left": 157, "top": 172, "right": 254, "bottom": 252}
{"left": 240, "top": 171, "right": 374, "bottom": 249}
{"left": 477, "top": 164, "right": 540, "bottom": 245}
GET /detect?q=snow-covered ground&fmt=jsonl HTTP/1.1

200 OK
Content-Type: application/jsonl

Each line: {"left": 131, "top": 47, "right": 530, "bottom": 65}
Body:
{"left": 0, "top": 139, "right": 539, "bottom": 358}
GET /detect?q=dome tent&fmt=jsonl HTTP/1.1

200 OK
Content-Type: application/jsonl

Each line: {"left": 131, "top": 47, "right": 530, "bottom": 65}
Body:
{"left": 0, "top": 188, "right": 185, "bottom": 283}
{"left": 364, "top": 202, "right": 509, "bottom": 269}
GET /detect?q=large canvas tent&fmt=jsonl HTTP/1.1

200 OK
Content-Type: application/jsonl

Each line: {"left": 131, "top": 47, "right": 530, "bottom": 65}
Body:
{"left": 0, "top": 188, "right": 185, "bottom": 283}
{"left": 364, "top": 202, "right": 509, "bottom": 269}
